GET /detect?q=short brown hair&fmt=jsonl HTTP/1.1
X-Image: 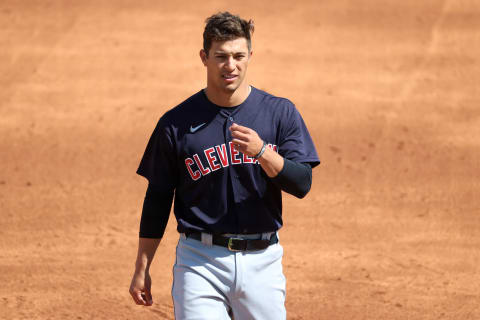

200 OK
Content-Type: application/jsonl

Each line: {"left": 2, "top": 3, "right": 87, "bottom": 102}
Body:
{"left": 203, "top": 12, "right": 254, "bottom": 56}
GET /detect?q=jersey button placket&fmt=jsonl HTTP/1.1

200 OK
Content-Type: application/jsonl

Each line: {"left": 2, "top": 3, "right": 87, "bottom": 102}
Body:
{"left": 226, "top": 116, "right": 241, "bottom": 205}
{"left": 228, "top": 117, "right": 238, "bottom": 179}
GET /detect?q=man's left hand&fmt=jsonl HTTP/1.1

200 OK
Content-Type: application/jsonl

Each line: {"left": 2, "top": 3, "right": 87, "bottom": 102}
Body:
{"left": 229, "top": 123, "right": 264, "bottom": 157}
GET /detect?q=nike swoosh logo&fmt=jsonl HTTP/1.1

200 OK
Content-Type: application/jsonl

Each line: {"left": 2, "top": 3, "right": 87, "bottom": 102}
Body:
{"left": 190, "top": 123, "right": 206, "bottom": 133}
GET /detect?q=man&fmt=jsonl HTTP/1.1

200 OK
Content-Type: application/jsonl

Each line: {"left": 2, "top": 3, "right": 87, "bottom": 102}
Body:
{"left": 129, "top": 12, "right": 320, "bottom": 319}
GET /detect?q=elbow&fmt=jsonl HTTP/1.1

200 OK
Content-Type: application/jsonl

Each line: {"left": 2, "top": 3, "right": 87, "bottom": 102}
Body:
{"left": 292, "top": 190, "right": 307, "bottom": 199}
{"left": 296, "top": 187, "right": 310, "bottom": 199}
{"left": 273, "top": 159, "right": 313, "bottom": 199}
{"left": 293, "top": 174, "right": 312, "bottom": 199}
{"left": 296, "top": 163, "right": 313, "bottom": 198}
{"left": 139, "top": 233, "right": 164, "bottom": 239}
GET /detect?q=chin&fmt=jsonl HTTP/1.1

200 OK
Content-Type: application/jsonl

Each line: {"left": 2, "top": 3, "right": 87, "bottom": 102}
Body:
{"left": 222, "top": 84, "right": 240, "bottom": 93}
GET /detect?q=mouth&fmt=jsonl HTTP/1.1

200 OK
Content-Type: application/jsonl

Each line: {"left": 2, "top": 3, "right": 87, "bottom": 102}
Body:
{"left": 222, "top": 74, "right": 238, "bottom": 82}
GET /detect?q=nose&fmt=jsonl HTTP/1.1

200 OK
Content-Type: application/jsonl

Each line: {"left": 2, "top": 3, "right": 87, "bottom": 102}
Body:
{"left": 224, "top": 56, "right": 235, "bottom": 71}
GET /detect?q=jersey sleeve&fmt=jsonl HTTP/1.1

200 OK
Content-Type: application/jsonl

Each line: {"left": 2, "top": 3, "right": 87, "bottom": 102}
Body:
{"left": 278, "top": 102, "right": 320, "bottom": 168}
{"left": 136, "top": 117, "right": 178, "bottom": 191}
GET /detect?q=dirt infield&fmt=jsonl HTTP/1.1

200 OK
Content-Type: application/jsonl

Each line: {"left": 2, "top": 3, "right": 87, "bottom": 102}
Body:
{"left": 1, "top": 0, "right": 479, "bottom": 319}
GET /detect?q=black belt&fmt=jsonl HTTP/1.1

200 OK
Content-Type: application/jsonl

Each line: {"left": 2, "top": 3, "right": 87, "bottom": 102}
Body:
{"left": 185, "top": 232, "right": 278, "bottom": 252}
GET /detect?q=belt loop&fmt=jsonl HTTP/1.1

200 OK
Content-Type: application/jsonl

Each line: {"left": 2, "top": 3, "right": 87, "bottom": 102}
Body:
{"left": 262, "top": 232, "right": 273, "bottom": 240}
{"left": 201, "top": 232, "right": 213, "bottom": 247}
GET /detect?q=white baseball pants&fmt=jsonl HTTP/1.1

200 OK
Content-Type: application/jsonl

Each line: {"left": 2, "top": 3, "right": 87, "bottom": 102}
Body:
{"left": 172, "top": 233, "right": 286, "bottom": 320}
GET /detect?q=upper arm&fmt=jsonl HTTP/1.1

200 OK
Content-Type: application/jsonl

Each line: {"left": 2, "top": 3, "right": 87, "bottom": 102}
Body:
{"left": 137, "top": 117, "right": 178, "bottom": 191}
{"left": 277, "top": 102, "right": 320, "bottom": 168}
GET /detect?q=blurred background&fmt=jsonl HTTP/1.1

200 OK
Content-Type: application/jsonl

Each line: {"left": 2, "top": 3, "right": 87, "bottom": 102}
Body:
{"left": 1, "top": 0, "right": 479, "bottom": 319}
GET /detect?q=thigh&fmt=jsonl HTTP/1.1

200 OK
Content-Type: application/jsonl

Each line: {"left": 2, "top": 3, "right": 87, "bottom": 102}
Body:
{"left": 232, "top": 243, "right": 287, "bottom": 320}
{"left": 172, "top": 266, "right": 231, "bottom": 320}
{"left": 172, "top": 239, "right": 232, "bottom": 320}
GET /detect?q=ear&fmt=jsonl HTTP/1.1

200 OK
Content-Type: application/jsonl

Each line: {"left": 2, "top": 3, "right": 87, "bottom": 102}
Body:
{"left": 249, "top": 50, "right": 253, "bottom": 59}
{"left": 199, "top": 49, "right": 208, "bottom": 66}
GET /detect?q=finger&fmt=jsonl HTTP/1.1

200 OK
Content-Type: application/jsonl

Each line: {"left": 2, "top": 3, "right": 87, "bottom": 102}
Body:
{"left": 230, "top": 130, "right": 250, "bottom": 141}
{"left": 144, "top": 289, "right": 153, "bottom": 306}
{"left": 229, "top": 123, "right": 251, "bottom": 134}
{"left": 231, "top": 142, "right": 247, "bottom": 154}
{"left": 133, "top": 291, "right": 146, "bottom": 305}
{"left": 231, "top": 139, "right": 247, "bottom": 148}
{"left": 131, "top": 292, "right": 142, "bottom": 305}
{"left": 129, "top": 288, "right": 140, "bottom": 304}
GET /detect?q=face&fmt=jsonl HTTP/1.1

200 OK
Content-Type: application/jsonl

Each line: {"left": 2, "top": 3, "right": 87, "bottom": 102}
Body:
{"left": 200, "top": 37, "right": 252, "bottom": 94}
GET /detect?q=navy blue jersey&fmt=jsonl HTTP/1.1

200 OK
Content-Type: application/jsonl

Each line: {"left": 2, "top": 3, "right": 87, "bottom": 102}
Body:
{"left": 137, "top": 87, "right": 320, "bottom": 234}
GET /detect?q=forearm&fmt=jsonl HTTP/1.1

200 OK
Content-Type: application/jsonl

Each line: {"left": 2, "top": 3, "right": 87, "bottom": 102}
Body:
{"left": 230, "top": 123, "right": 284, "bottom": 177}
{"left": 130, "top": 237, "right": 158, "bottom": 306}
{"left": 135, "top": 237, "right": 161, "bottom": 272}
{"left": 257, "top": 147, "right": 284, "bottom": 178}
{"left": 271, "top": 159, "right": 312, "bottom": 198}
{"left": 139, "top": 183, "right": 173, "bottom": 238}
{"left": 257, "top": 147, "right": 312, "bottom": 198}
{"left": 135, "top": 184, "right": 173, "bottom": 273}
{"left": 229, "top": 122, "right": 312, "bottom": 195}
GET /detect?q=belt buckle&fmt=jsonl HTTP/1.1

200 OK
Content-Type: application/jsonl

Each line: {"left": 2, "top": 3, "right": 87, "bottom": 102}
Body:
{"left": 227, "top": 237, "right": 244, "bottom": 252}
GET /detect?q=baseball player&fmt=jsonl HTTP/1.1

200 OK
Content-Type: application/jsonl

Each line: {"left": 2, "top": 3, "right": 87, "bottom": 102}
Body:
{"left": 129, "top": 12, "right": 320, "bottom": 319}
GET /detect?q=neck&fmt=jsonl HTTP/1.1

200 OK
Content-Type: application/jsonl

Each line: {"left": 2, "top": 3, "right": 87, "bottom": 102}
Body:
{"left": 204, "top": 84, "right": 251, "bottom": 107}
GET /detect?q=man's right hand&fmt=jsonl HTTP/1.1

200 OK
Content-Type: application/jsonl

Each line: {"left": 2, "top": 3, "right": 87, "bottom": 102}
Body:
{"left": 129, "top": 269, "right": 153, "bottom": 306}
